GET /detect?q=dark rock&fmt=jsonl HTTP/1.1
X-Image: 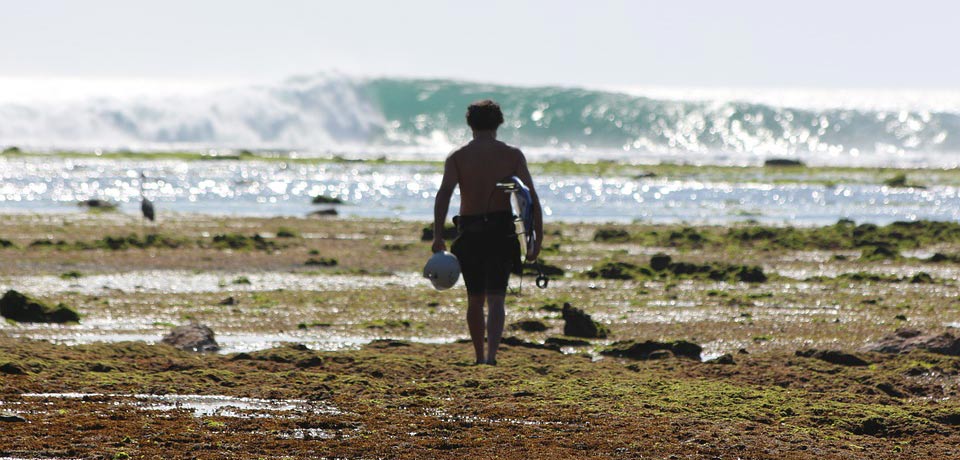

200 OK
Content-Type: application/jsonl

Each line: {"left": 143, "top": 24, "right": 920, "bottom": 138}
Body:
{"left": 860, "top": 244, "right": 899, "bottom": 260}
{"left": 593, "top": 228, "right": 631, "bottom": 242}
{"left": 538, "top": 303, "right": 562, "bottom": 312}
{"left": 89, "top": 362, "right": 115, "bottom": 372}
{"left": 308, "top": 208, "right": 338, "bottom": 217}
{"left": 561, "top": 303, "right": 608, "bottom": 339}
{"left": 367, "top": 339, "right": 411, "bottom": 348}
{"left": 161, "top": 323, "right": 219, "bottom": 352}
{"left": 865, "top": 328, "right": 960, "bottom": 356}
{"left": 586, "top": 261, "right": 646, "bottom": 280}
{"left": 635, "top": 172, "right": 657, "bottom": 179}
{"left": 521, "top": 261, "right": 565, "bottom": 277}
{"left": 735, "top": 265, "right": 768, "bottom": 283}
{"left": 795, "top": 349, "right": 869, "bottom": 366}
{"left": 311, "top": 195, "right": 344, "bottom": 204}
{"left": 509, "top": 320, "right": 548, "bottom": 333}
{"left": 601, "top": 339, "right": 703, "bottom": 361}
{"left": 78, "top": 199, "right": 117, "bottom": 210}
{"left": 0, "top": 239, "right": 14, "bottom": 248}
{"left": 649, "top": 253, "right": 672, "bottom": 271}
{"left": 0, "top": 362, "right": 27, "bottom": 375}
{"left": 763, "top": 158, "right": 805, "bottom": 167}
{"left": 544, "top": 337, "right": 592, "bottom": 348}
{"left": 0, "top": 290, "right": 80, "bottom": 323}
{"left": 909, "top": 272, "right": 934, "bottom": 284}
{"left": 876, "top": 382, "right": 906, "bottom": 398}
{"left": 0, "top": 413, "right": 27, "bottom": 423}
{"left": 219, "top": 296, "right": 237, "bottom": 306}
{"left": 707, "top": 353, "right": 736, "bottom": 365}
{"left": 295, "top": 356, "right": 324, "bottom": 368}
{"left": 305, "top": 257, "right": 338, "bottom": 267}
{"left": 647, "top": 349, "right": 673, "bottom": 360}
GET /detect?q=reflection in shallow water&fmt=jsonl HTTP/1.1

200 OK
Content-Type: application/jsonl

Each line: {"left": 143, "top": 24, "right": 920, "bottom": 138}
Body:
{"left": 19, "top": 393, "right": 339, "bottom": 418}
{"left": 0, "top": 270, "right": 423, "bottom": 296}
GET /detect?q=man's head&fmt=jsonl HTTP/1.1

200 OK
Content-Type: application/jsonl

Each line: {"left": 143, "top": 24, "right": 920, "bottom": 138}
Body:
{"left": 466, "top": 100, "right": 504, "bottom": 131}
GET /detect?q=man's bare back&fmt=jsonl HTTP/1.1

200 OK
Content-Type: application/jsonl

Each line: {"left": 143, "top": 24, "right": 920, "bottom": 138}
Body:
{"left": 449, "top": 137, "right": 523, "bottom": 216}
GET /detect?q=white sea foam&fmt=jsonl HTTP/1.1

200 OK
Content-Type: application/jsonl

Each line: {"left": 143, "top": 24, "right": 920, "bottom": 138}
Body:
{"left": 2, "top": 73, "right": 959, "bottom": 167}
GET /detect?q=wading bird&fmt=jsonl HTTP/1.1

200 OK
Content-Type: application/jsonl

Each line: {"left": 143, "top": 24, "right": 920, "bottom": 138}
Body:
{"left": 140, "top": 172, "right": 155, "bottom": 223}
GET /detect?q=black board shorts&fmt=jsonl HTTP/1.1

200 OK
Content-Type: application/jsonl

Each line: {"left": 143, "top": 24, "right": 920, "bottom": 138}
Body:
{"left": 450, "top": 211, "right": 521, "bottom": 295}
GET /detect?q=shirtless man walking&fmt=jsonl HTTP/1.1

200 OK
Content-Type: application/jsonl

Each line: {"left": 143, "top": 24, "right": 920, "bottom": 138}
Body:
{"left": 432, "top": 100, "right": 543, "bottom": 365}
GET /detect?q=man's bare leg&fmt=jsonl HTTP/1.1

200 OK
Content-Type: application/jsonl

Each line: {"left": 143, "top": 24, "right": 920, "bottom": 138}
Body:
{"left": 485, "top": 294, "right": 506, "bottom": 365}
{"left": 467, "top": 294, "right": 486, "bottom": 364}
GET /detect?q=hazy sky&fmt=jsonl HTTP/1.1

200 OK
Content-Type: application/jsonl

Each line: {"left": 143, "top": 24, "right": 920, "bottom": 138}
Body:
{"left": 1, "top": 0, "right": 958, "bottom": 88}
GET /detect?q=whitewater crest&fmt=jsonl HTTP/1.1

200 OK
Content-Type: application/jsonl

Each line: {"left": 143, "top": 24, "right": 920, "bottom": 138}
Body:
{"left": 0, "top": 74, "right": 959, "bottom": 166}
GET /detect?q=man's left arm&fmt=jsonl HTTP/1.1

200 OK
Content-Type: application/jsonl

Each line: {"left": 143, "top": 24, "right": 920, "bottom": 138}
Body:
{"left": 516, "top": 151, "right": 543, "bottom": 261}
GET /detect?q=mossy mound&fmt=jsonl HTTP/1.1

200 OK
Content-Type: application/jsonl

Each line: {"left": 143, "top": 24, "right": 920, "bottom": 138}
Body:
{"left": 593, "top": 228, "right": 631, "bottom": 242}
{"left": 588, "top": 255, "right": 767, "bottom": 283}
{"left": 0, "top": 290, "right": 80, "bottom": 323}
{"left": 585, "top": 261, "right": 650, "bottom": 280}
{"left": 561, "top": 303, "right": 608, "bottom": 339}
{"left": 601, "top": 339, "right": 702, "bottom": 361}
{"left": 632, "top": 219, "right": 960, "bottom": 251}
{"left": 85, "top": 233, "right": 186, "bottom": 250}
{"left": 233, "top": 343, "right": 324, "bottom": 368}
{"left": 795, "top": 349, "right": 870, "bottom": 367}
{"left": 305, "top": 257, "right": 338, "bottom": 267}
{"left": 209, "top": 233, "right": 277, "bottom": 251}
{"left": 509, "top": 320, "right": 548, "bottom": 333}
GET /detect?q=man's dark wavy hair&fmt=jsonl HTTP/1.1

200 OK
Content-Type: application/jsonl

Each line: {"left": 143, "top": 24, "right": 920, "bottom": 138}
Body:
{"left": 466, "top": 100, "right": 504, "bottom": 130}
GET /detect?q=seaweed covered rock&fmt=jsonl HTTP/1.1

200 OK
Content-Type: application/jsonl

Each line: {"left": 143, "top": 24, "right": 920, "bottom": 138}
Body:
{"left": 601, "top": 339, "right": 702, "bottom": 361}
{"left": 649, "top": 253, "right": 672, "bottom": 271}
{"left": 593, "top": 228, "right": 631, "bottom": 242}
{"left": 161, "top": 323, "right": 219, "bottom": 352}
{"left": 795, "top": 349, "right": 869, "bottom": 367}
{"left": 865, "top": 328, "right": 960, "bottom": 356}
{"left": 509, "top": 320, "right": 548, "bottom": 332}
{"left": 764, "top": 158, "right": 805, "bottom": 167}
{"left": 561, "top": 303, "right": 608, "bottom": 339}
{"left": 0, "top": 290, "right": 80, "bottom": 323}
{"left": 77, "top": 199, "right": 117, "bottom": 210}
{"left": 308, "top": 208, "right": 338, "bottom": 217}
{"left": 585, "top": 261, "right": 648, "bottom": 280}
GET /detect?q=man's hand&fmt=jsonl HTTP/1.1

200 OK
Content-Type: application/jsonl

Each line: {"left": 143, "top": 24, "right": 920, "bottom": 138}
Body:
{"left": 432, "top": 238, "right": 447, "bottom": 254}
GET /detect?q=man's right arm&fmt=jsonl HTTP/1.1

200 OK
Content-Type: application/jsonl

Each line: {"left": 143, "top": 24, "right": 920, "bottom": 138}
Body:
{"left": 432, "top": 154, "right": 458, "bottom": 253}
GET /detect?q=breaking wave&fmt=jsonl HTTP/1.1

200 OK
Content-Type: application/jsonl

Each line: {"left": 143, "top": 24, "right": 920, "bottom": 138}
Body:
{"left": 1, "top": 74, "right": 959, "bottom": 166}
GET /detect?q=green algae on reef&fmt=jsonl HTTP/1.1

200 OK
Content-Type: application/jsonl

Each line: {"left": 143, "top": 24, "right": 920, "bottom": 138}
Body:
{"left": 2, "top": 338, "right": 960, "bottom": 459}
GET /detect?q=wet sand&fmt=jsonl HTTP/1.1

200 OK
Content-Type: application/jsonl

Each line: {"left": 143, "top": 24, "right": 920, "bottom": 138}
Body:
{"left": 2, "top": 213, "right": 960, "bottom": 458}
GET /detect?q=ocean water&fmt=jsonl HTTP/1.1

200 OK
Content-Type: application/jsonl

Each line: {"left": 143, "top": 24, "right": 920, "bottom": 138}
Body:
{"left": 2, "top": 74, "right": 960, "bottom": 223}
{"left": 1, "top": 157, "right": 958, "bottom": 225}
{"left": 1, "top": 74, "right": 959, "bottom": 167}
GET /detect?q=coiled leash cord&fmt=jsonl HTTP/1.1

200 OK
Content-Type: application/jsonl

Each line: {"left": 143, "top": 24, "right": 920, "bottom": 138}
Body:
{"left": 518, "top": 260, "right": 550, "bottom": 295}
